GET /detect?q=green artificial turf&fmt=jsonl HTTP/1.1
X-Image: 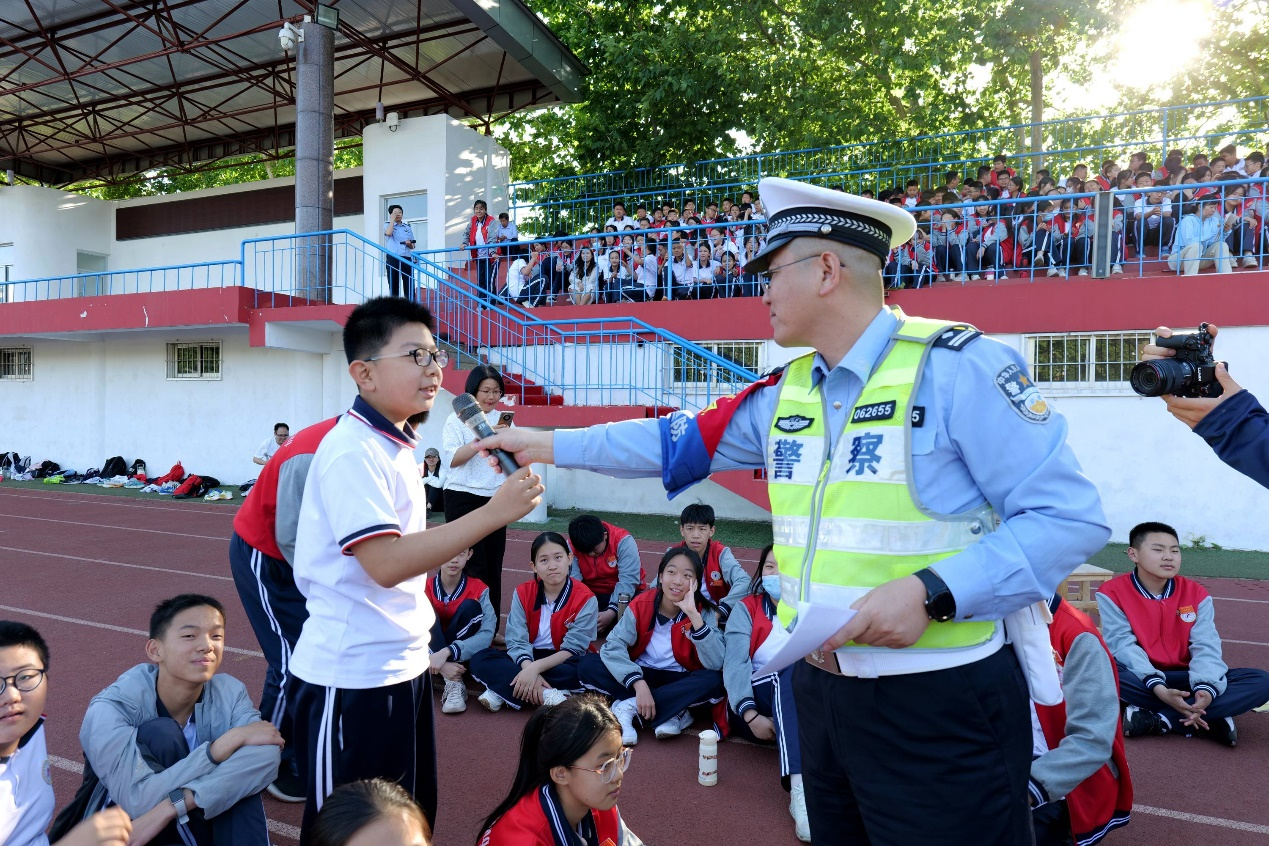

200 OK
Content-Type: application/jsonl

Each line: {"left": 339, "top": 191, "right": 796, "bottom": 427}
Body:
{"left": 1087, "top": 542, "right": 1269, "bottom": 582}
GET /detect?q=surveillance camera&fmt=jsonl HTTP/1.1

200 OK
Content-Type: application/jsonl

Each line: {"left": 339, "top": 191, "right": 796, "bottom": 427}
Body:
{"left": 386, "top": 112, "right": 400, "bottom": 132}
{"left": 279, "top": 22, "right": 303, "bottom": 54}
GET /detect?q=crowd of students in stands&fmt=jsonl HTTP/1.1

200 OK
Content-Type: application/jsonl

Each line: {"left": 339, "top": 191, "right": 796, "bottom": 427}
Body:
{"left": 480, "top": 144, "right": 1269, "bottom": 303}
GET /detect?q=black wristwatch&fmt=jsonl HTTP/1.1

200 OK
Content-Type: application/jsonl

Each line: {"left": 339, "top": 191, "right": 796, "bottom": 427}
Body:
{"left": 914, "top": 568, "right": 956, "bottom": 622}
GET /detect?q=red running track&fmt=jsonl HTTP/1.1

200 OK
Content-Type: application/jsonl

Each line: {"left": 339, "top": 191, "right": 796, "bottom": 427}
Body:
{"left": 1, "top": 485, "right": 1267, "bottom": 844}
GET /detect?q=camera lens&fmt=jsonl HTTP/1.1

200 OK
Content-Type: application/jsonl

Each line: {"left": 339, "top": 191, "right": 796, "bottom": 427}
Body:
{"left": 1130, "top": 359, "right": 1194, "bottom": 397}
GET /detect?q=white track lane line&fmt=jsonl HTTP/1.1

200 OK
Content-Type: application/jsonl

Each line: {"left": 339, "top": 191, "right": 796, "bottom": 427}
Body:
{"left": 0, "top": 488, "right": 238, "bottom": 516}
{"left": 1224, "top": 639, "right": 1269, "bottom": 647}
{"left": 47, "top": 756, "right": 299, "bottom": 840}
{"left": 0, "top": 545, "right": 233, "bottom": 581}
{"left": 0, "top": 512, "right": 227, "bottom": 540}
{"left": 0, "top": 604, "right": 262, "bottom": 657}
{"left": 1134, "top": 805, "right": 1269, "bottom": 834}
{"left": 1213, "top": 596, "right": 1269, "bottom": 605}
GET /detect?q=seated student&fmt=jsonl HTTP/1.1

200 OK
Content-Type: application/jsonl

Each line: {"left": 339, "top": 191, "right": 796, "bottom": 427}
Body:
{"left": 1169, "top": 195, "right": 1234, "bottom": 275}
{"left": 579, "top": 547, "right": 725, "bottom": 746}
{"left": 567, "top": 515, "right": 647, "bottom": 636}
{"left": 1030, "top": 596, "right": 1133, "bottom": 846}
{"left": 309, "top": 779, "right": 431, "bottom": 846}
{"left": 677, "top": 503, "right": 751, "bottom": 618}
{"left": 471, "top": 532, "right": 599, "bottom": 712}
{"left": 425, "top": 547, "right": 495, "bottom": 715}
{"left": 1097, "top": 522, "right": 1269, "bottom": 746}
{"left": 0, "top": 622, "right": 134, "bottom": 846}
{"left": 722, "top": 547, "right": 809, "bottom": 843}
{"left": 78, "top": 595, "right": 282, "bottom": 846}
{"left": 1130, "top": 176, "right": 1176, "bottom": 261}
{"left": 478, "top": 693, "right": 643, "bottom": 845}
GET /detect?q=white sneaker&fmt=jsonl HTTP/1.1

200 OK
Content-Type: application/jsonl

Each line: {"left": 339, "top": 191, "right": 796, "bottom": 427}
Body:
{"left": 1060, "top": 270, "right": 1068, "bottom": 278}
{"left": 1112, "top": 264, "right": 1123, "bottom": 274}
{"left": 478, "top": 687, "right": 504, "bottom": 712}
{"left": 998, "top": 271, "right": 1009, "bottom": 279}
{"left": 1243, "top": 253, "right": 1258, "bottom": 268}
{"left": 611, "top": 698, "right": 640, "bottom": 746}
{"left": 970, "top": 274, "right": 981, "bottom": 281}
{"left": 441, "top": 679, "right": 468, "bottom": 714}
{"left": 541, "top": 688, "right": 569, "bottom": 707}
{"left": 653, "top": 709, "right": 694, "bottom": 739}
{"left": 1046, "top": 267, "right": 1059, "bottom": 278}
{"left": 790, "top": 783, "right": 812, "bottom": 842}
{"left": 935, "top": 274, "right": 946, "bottom": 284}
{"left": 1078, "top": 268, "right": 1089, "bottom": 276}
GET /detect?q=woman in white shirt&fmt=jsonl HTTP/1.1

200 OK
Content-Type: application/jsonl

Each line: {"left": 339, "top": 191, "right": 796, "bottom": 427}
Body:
{"left": 570, "top": 247, "right": 600, "bottom": 305}
{"left": 442, "top": 366, "right": 513, "bottom": 641}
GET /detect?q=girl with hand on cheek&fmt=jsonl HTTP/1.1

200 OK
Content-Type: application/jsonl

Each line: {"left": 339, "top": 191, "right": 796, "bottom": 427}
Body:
{"left": 470, "top": 532, "right": 599, "bottom": 712}
{"left": 478, "top": 693, "right": 642, "bottom": 845}
{"left": 577, "top": 547, "right": 725, "bottom": 746}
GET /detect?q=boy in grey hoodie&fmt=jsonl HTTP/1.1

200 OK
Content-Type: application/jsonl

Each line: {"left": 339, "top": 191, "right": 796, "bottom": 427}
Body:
{"left": 78, "top": 595, "right": 281, "bottom": 846}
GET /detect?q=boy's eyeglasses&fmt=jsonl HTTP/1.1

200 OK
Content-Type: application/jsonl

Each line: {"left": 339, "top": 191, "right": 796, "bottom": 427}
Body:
{"left": 365, "top": 348, "right": 449, "bottom": 368}
{"left": 569, "top": 747, "right": 633, "bottom": 784}
{"left": 0, "top": 669, "right": 46, "bottom": 695}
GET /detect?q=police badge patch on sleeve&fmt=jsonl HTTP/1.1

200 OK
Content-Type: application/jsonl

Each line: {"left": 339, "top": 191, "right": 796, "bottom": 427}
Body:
{"left": 994, "top": 363, "right": 1051, "bottom": 423}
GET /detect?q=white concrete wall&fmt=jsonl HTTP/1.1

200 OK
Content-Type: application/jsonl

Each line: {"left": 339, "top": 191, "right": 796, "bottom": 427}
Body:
{"left": 0, "top": 331, "right": 354, "bottom": 484}
{"left": 0, "top": 185, "right": 114, "bottom": 286}
{"left": 362, "top": 115, "right": 510, "bottom": 255}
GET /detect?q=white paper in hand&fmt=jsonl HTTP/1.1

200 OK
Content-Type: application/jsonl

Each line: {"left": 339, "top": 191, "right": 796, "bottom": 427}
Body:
{"left": 751, "top": 602, "right": 856, "bottom": 679}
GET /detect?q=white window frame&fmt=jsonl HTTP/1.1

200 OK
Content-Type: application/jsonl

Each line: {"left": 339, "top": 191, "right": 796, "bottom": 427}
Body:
{"left": 166, "top": 341, "right": 222, "bottom": 381}
{"left": 0, "top": 242, "right": 13, "bottom": 304}
{"left": 1024, "top": 331, "right": 1154, "bottom": 396}
{"left": 0, "top": 347, "right": 32, "bottom": 381}
{"left": 670, "top": 340, "right": 763, "bottom": 389}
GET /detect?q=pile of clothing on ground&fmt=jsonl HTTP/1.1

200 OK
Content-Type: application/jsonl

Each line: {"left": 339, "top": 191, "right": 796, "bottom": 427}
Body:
{"left": 0, "top": 453, "right": 237, "bottom": 501}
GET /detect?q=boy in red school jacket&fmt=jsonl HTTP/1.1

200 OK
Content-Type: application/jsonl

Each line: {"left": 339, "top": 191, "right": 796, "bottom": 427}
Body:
{"left": 1096, "top": 521, "right": 1269, "bottom": 746}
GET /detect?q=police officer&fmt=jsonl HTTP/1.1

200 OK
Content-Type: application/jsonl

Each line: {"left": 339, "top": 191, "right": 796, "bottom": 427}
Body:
{"left": 479, "top": 178, "right": 1110, "bottom": 845}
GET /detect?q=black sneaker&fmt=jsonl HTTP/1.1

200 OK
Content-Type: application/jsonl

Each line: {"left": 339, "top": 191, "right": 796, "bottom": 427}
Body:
{"left": 1122, "top": 705, "right": 1168, "bottom": 738}
{"left": 1199, "top": 716, "right": 1239, "bottom": 748}
{"left": 266, "top": 769, "right": 307, "bottom": 803}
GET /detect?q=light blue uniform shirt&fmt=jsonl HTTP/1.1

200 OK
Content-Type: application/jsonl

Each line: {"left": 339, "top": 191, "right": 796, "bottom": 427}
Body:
{"left": 555, "top": 307, "right": 1110, "bottom": 623}
{"left": 385, "top": 221, "right": 416, "bottom": 257}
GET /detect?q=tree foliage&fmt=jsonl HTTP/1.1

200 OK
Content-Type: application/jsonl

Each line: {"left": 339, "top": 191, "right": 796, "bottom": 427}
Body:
{"left": 498, "top": 0, "right": 1117, "bottom": 182}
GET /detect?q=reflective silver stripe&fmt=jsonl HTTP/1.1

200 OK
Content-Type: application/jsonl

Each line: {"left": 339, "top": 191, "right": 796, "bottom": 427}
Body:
{"left": 773, "top": 515, "right": 985, "bottom": 555}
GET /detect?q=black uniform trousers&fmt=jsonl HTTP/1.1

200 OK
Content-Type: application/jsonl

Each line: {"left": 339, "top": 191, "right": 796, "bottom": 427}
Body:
{"left": 793, "top": 646, "right": 1034, "bottom": 846}
{"left": 443, "top": 489, "right": 507, "bottom": 634}
{"left": 292, "top": 671, "right": 438, "bottom": 844}
{"left": 228, "top": 532, "right": 307, "bottom": 780}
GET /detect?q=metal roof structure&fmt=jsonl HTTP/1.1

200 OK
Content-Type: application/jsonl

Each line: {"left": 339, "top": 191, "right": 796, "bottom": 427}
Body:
{"left": 0, "top": 0, "right": 586, "bottom": 187}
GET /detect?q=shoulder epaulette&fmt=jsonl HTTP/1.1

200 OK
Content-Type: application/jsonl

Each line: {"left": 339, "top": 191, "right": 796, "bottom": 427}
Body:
{"left": 931, "top": 325, "right": 982, "bottom": 350}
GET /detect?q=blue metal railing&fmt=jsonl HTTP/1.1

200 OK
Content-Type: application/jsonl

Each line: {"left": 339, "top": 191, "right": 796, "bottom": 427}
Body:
{"left": 510, "top": 95, "right": 1269, "bottom": 234}
{"left": 239, "top": 228, "right": 759, "bottom": 410}
{"left": 0, "top": 260, "right": 241, "bottom": 302}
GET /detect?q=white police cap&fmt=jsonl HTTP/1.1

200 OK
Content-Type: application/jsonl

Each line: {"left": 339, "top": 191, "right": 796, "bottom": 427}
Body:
{"left": 747, "top": 177, "right": 917, "bottom": 273}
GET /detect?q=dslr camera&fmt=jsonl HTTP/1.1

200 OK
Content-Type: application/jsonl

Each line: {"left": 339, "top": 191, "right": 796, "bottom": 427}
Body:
{"left": 1130, "top": 323, "right": 1226, "bottom": 398}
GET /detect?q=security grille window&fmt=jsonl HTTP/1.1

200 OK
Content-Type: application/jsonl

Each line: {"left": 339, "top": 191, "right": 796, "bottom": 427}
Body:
{"left": 0, "top": 347, "right": 32, "bottom": 381}
{"left": 1026, "top": 332, "right": 1153, "bottom": 393}
{"left": 672, "top": 341, "right": 762, "bottom": 387}
{"left": 167, "top": 341, "right": 222, "bottom": 380}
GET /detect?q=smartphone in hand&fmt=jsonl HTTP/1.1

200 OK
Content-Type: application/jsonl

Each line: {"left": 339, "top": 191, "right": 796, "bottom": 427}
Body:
{"left": 498, "top": 411, "right": 515, "bottom": 427}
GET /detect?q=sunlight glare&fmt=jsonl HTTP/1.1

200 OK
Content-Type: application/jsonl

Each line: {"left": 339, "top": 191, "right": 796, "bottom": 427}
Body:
{"left": 1112, "top": 0, "right": 1211, "bottom": 91}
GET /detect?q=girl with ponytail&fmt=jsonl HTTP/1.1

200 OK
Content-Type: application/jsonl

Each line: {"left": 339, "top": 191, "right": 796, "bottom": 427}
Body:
{"left": 577, "top": 546, "right": 725, "bottom": 746}
{"left": 477, "top": 693, "right": 642, "bottom": 845}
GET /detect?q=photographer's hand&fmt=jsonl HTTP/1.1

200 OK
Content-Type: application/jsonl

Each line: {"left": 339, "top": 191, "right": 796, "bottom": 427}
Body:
{"left": 1144, "top": 325, "right": 1243, "bottom": 429}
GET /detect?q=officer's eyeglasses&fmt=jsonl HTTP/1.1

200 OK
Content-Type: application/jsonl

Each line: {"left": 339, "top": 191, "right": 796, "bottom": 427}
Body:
{"left": 0, "top": 669, "right": 46, "bottom": 696}
{"left": 364, "top": 348, "right": 449, "bottom": 368}
{"left": 756, "top": 254, "right": 822, "bottom": 293}
{"left": 568, "top": 748, "right": 633, "bottom": 784}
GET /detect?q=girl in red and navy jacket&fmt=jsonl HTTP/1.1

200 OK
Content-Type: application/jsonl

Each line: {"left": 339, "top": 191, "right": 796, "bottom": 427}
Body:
{"left": 471, "top": 532, "right": 599, "bottom": 712}
{"left": 722, "top": 545, "right": 809, "bottom": 843}
{"left": 578, "top": 547, "right": 725, "bottom": 745}
{"left": 426, "top": 547, "right": 495, "bottom": 715}
{"left": 1030, "top": 595, "right": 1133, "bottom": 846}
{"left": 1096, "top": 521, "right": 1269, "bottom": 745}
{"left": 477, "top": 693, "right": 643, "bottom": 846}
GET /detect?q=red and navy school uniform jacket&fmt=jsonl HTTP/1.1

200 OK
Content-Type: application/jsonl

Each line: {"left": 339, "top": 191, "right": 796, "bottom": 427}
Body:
{"left": 988, "top": 166, "right": 1017, "bottom": 188}
{"left": 232, "top": 417, "right": 340, "bottom": 563}
{"left": 572, "top": 522, "right": 647, "bottom": 597}
{"left": 516, "top": 577, "right": 597, "bottom": 655}
{"left": 1095, "top": 174, "right": 1113, "bottom": 191}
{"left": 699, "top": 540, "right": 735, "bottom": 604}
{"left": 739, "top": 594, "right": 775, "bottom": 658}
{"left": 427, "top": 571, "right": 489, "bottom": 630}
{"left": 467, "top": 213, "right": 495, "bottom": 258}
{"left": 480, "top": 784, "right": 625, "bottom": 846}
{"left": 1034, "top": 598, "right": 1133, "bottom": 846}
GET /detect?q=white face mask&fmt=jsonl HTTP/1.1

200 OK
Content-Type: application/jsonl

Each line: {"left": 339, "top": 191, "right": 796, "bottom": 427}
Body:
{"left": 761, "top": 574, "right": 782, "bottom": 602}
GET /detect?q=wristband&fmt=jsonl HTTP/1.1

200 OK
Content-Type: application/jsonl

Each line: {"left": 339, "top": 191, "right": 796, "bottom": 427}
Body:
{"left": 744, "top": 712, "right": 759, "bottom": 724}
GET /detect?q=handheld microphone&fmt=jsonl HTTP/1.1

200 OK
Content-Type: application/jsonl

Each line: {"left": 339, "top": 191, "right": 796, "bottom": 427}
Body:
{"left": 452, "top": 393, "right": 520, "bottom": 476}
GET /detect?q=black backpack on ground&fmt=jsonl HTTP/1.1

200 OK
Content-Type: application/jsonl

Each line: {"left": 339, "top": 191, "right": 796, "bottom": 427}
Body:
{"left": 128, "top": 458, "right": 147, "bottom": 477}
{"left": 101, "top": 456, "right": 127, "bottom": 477}
{"left": 31, "top": 460, "right": 61, "bottom": 479}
